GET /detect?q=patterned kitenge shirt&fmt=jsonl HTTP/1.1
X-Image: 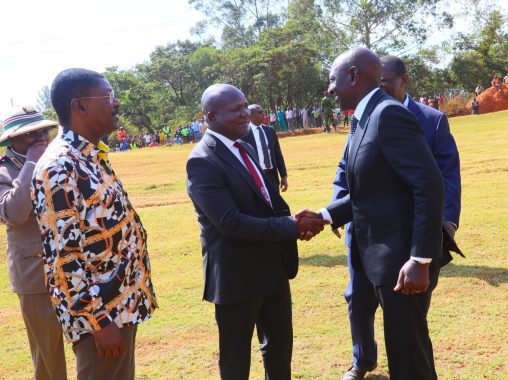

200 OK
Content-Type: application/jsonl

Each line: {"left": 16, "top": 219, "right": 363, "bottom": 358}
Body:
{"left": 31, "top": 128, "right": 157, "bottom": 342}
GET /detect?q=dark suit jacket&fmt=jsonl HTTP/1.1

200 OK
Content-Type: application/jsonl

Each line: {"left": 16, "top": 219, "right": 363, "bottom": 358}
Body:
{"left": 326, "top": 89, "right": 444, "bottom": 286}
{"left": 332, "top": 94, "right": 461, "bottom": 262}
{"left": 242, "top": 125, "right": 288, "bottom": 185}
{"left": 186, "top": 133, "right": 298, "bottom": 305}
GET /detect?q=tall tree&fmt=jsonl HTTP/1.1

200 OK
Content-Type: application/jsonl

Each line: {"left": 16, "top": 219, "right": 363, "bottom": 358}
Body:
{"left": 189, "top": 0, "right": 285, "bottom": 47}
{"left": 322, "top": 0, "right": 453, "bottom": 53}
{"left": 449, "top": 8, "right": 508, "bottom": 91}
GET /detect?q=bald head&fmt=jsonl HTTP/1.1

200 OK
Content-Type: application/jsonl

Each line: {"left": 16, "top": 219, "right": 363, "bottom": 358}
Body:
{"left": 201, "top": 83, "right": 250, "bottom": 140}
{"left": 328, "top": 47, "right": 381, "bottom": 110}
{"left": 201, "top": 84, "right": 245, "bottom": 115}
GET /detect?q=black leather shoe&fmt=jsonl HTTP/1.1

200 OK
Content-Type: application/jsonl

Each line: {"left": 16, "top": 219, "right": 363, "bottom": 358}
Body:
{"left": 342, "top": 363, "right": 378, "bottom": 380}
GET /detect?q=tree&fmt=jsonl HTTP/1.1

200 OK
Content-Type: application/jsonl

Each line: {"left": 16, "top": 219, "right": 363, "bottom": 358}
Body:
{"left": 449, "top": 9, "right": 508, "bottom": 92}
{"left": 189, "top": 0, "right": 285, "bottom": 47}
{"left": 322, "top": 0, "right": 453, "bottom": 54}
{"left": 36, "top": 85, "right": 57, "bottom": 121}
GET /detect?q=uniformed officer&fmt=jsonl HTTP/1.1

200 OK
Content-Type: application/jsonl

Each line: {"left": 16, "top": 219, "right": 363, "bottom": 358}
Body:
{"left": 0, "top": 106, "right": 67, "bottom": 380}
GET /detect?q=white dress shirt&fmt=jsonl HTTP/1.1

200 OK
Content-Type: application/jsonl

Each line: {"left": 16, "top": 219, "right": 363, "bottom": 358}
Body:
{"left": 250, "top": 123, "right": 272, "bottom": 170}
{"left": 206, "top": 129, "right": 271, "bottom": 204}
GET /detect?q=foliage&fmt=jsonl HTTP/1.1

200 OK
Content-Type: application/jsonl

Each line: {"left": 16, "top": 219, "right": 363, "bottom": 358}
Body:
{"left": 449, "top": 9, "right": 508, "bottom": 92}
{"left": 35, "top": 85, "right": 57, "bottom": 121}
{"left": 37, "top": 0, "right": 508, "bottom": 133}
{"left": 322, "top": 0, "right": 453, "bottom": 54}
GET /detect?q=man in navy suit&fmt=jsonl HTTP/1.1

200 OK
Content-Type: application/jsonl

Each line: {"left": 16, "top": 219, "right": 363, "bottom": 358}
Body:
{"left": 186, "top": 84, "right": 327, "bottom": 379}
{"left": 330, "top": 54, "right": 461, "bottom": 380}
{"left": 242, "top": 104, "right": 288, "bottom": 193}
{"left": 298, "top": 48, "right": 445, "bottom": 379}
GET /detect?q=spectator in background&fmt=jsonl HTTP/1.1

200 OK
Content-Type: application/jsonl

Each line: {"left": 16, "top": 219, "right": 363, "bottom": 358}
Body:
{"left": 191, "top": 119, "right": 201, "bottom": 142}
{"left": 181, "top": 125, "right": 190, "bottom": 143}
{"left": 504, "top": 73, "right": 508, "bottom": 85}
{"left": 269, "top": 110, "right": 277, "bottom": 128}
{"left": 475, "top": 82, "right": 484, "bottom": 96}
{"left": 285, "top": 107, "right": 294, "bottom": 130}
{"left": 321, "top": 91, "right": 336, "bottom": 133}
{"left": 343, "top": 110, "right": 349, "bottom": 127}
{"left": 313, "top": 106, "right": 322, "bottom": 128}
{"left": 471, "top": 97, "right": 480, "bottom": 115}
{"left": 158, "top": 130, "right": 165, "bottom": 145}
{"left": 438, "top": 93, "right": 444, "bottom": 110}
{"left": 302, "top": 106, "right": 310, "bottom": 129}
{"left": 143, "top": 132, "right": 152, "bottom": 147}
{"left": 163, "top": 125, "right": 172, "bottom": 145}
{"left": 491, "top": 75, "right": 502, "bottom": 91}
{"left": 294, "top": 107, "right": 302, "bottom": 129}
{"left": 307, "top": 106, "right": 316, "bottom": 128}
{"left": 276, "top": 107, "right": 288, "bottom": 131}
{"left": 174, "top": 127, "right": 183, "bottom": 145}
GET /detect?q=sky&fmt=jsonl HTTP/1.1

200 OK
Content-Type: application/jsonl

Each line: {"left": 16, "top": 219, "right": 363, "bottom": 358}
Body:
{"left": 0, "top": 0, "right": 204, "bottom": 117}
{"left": 1, "top": 0, "right": 506, "bottom": 119}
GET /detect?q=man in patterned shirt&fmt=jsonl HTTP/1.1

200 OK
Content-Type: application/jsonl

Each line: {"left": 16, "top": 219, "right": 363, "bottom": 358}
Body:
{"left": 31, "top": 68, "right": 157, "bottom": 379}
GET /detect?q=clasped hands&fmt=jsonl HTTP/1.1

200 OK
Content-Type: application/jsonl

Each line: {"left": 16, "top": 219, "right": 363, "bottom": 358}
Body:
{"left": 294, "top": 209, "right": 329, "bottom": 241}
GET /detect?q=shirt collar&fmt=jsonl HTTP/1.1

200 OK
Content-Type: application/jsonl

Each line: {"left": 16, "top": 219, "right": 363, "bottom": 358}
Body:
{"left": 61, "top": 127, "right": 106, "bottom": 160}
{"left": 8, "top": 146, "right": 27, "bottom": 162}
{"left": 250, "top": 122, "right": 263, "bottom": 130}
{"left": 403, "top": 94, "right": 410, "bottom": 107}
{"left": 206, "top": 128, "right": 240, "bottom": 150}
{"left": 353, "top": 87, "right": 380, "bottom": 121}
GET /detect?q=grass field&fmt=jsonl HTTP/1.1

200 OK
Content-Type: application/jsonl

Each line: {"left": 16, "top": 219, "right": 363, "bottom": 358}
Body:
{"left": 0, "top": 110, "right": 507, "bottom": 379}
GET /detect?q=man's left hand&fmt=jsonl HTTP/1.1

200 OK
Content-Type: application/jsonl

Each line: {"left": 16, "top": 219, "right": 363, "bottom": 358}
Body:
{"left": 280, "top": 177, "right": 288, "bottom": 192}
{"left": 394, "top": 259, "right": 430, "bottom": 295}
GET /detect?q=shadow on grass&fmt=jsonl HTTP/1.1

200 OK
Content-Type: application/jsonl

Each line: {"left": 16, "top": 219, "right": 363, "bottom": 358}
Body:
{"left": 300, "top": 257, "right": 508, "bottom": 287}
{"left": 365, "top": 375, "right": 389, "bottom": 380}
{"left": 300, "top": 254, "right": 347, "bottom": 268}
{"left": 440, "top": 262, "right": 508, "bottom": 286}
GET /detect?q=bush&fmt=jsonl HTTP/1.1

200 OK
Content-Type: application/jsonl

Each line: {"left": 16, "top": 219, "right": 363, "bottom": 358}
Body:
{"left": 440, "top": 95, "right": 469, "bottom": 117}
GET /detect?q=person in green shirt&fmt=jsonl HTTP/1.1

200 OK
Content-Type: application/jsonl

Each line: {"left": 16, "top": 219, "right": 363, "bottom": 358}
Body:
{"left": 321, "top": 92, "right": 336, "bottom": 133}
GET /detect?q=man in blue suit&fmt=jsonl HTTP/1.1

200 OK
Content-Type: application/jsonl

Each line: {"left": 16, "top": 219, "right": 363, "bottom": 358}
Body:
{"left": 333, "top": 55, "right": 461, "bottom": 379}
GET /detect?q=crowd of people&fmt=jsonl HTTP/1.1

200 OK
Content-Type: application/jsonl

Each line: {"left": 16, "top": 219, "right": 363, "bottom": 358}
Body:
{"left": 108, "top": 118, "right": 208, "bottom": 151}
{"left": 267, "top": 105, "right": 354, "bottom": 133}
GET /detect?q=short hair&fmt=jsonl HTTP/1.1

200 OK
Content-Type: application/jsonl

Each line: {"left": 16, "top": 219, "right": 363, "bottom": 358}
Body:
{"left": 380, "top": 55, "right": 407, "bottom": 76}
{"left": 50, "top": 68, "right": 105, "bottom": 126}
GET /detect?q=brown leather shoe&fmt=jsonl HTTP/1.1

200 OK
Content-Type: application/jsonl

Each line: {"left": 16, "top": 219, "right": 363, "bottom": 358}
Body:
{"left": 342, "top": 363, "right": 378, "bottom": 380}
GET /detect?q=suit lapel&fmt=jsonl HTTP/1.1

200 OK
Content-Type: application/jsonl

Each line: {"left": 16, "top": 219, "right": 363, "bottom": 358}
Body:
{"left": 347, "top": 89, "right": 384, "bottom": 181}
{"left": 206, "top": 134, "right": 272, "bottom": 208}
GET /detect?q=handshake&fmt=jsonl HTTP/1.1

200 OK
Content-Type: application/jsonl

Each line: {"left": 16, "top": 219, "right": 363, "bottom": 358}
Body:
{"left": 294, "top": 209, "right": 329, "bottom": 241}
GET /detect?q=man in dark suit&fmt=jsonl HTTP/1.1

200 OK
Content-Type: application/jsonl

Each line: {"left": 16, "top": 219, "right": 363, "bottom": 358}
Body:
{"left": 186, "top": 84, "right": 327, "bottom": 380}
{"left": 299, "top": 47, "right": 444, "bottom": 380}
{"left": 242, "top": 104, "right": 288, "bottom": 193}
{"left": 332, "top": 54, "right": 462, "bottom": 380}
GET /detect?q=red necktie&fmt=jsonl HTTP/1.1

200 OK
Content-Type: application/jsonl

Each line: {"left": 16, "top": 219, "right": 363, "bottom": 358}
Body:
{"left": 234, "top": 142, "right": 272, "bottom": 208}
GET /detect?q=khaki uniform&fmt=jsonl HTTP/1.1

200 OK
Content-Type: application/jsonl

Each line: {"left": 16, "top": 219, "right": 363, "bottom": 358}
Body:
{"left": 0, "top": 147, "right": 67, "bottom": 380}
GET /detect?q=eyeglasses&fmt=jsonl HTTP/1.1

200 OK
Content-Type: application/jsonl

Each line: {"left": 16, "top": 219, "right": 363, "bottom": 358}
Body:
{"left": 76, "top": 91, "right": 116, "bottom": 103}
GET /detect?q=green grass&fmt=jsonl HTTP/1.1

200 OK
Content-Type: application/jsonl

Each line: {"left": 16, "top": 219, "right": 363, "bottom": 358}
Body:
{"left": 0, "top": 111, "right": 507, "bottom": 379}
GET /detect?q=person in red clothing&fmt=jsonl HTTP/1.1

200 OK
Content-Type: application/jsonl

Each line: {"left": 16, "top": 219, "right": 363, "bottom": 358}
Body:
{"left": 117, "top": 127, "right": 126, "bottom": 140}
